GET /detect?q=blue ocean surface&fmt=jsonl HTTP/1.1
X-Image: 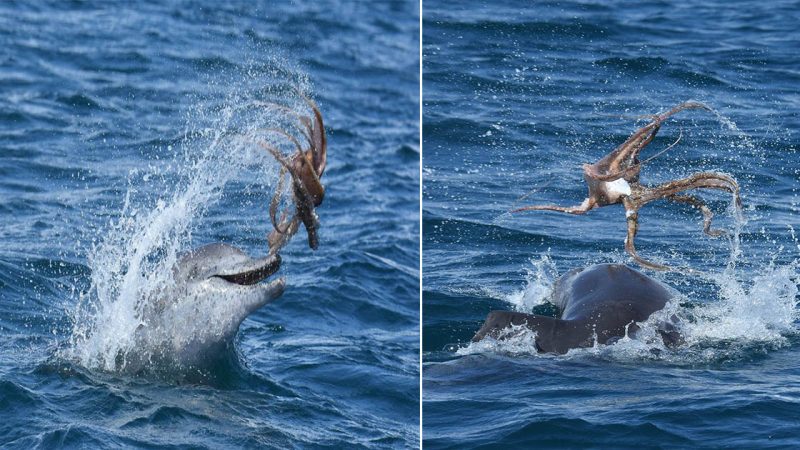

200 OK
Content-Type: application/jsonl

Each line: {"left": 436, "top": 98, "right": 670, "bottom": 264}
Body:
{"left": 423, "top": 1, "right": 799, "bottom": 448}
{"left": 0, "top": 1, "right": 419, "bottom": 448}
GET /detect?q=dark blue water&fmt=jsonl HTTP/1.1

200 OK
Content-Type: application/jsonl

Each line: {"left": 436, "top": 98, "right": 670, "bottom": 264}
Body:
{"left": 423, "top": 1, "right": 799, "bottom": 448}
{"left": 0, "top": 1, "right": 419, "bottom": 448}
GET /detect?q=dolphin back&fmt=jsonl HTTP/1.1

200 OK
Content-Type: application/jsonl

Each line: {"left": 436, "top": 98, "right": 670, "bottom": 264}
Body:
{"left": 473, "top": 264, "right": 679, "bottom": 354}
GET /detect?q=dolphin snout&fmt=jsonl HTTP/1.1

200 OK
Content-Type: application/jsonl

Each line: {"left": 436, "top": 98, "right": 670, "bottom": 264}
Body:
{"left": 241, "top": 276, "right": 286, "bottom": 313}
{"left": 264, "top": 276, "right": 286, "bottom": 301}
{"left": 215, "top": 254, "right": 282, "bottom": 285}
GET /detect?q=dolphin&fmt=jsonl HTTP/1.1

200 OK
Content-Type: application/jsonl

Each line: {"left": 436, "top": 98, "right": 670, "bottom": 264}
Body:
{"left": 472, "top": 264, "right": 681, "bottom": 353}
{"left": 120, "top": 243, "right": 285, "bottom": 373}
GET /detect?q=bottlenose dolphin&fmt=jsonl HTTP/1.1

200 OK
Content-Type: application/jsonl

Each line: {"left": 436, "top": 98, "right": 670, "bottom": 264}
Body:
{"left": 121, "top": 243, "right": 285, "bottom": 372}
{"left": 472, "top": 264, "right": 681, "bottom": 353}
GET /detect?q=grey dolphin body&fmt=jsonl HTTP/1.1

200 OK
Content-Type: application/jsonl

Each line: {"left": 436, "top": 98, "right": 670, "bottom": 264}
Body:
{"left": 472, "top": 264, "right": 680, "bottom": 353}
{"left": 124, "top": 243, "right": 285, "bottom": 372}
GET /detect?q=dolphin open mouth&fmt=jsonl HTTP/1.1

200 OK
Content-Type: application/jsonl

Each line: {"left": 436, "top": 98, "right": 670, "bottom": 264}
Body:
{"left": 173, "top": 243, "right": 286, "bottom": 311}
{"left": 214, "top": 254, "right": 282, "bottom": 286}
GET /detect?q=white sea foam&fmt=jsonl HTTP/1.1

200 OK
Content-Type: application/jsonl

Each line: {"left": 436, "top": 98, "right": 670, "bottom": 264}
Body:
{"left": 456, "top": 324, "right": 541, "bottom": 357}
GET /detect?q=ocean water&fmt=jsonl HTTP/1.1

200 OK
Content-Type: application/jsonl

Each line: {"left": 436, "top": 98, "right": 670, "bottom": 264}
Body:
{"left": 0, "top": 1, "right": 419, "bottom": 448}
{"left": 423, "top": 1, "right": 800, "bottom": 448}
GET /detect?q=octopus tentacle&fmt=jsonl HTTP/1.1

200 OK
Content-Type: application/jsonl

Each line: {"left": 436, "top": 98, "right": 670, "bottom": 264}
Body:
{"left": 307, "top": 98, "right": 327, "bottom": 176}
{"left": 259, "top": 141, "right": 321, "bottom": 250}
{"left": 636, "top": 172, "right": 741, "bottom": 207}
{"left": 588, "top": 101, "right": 711, "bottom": 182}
{"left": 262, "top": 128, "right": 305, "bottom": 154}
{"left": 669, "top": 194, "right": 725, "bottom": 237}
{"left": 269, "top": 166, "right": 291, "bottom": 234}
{"left": 511, "top": 197, "right": 596, "bottom": 215}
{"left": 514, "top": 101, "right": 740, "bottom": 272}
{"left": 622, "top": 198, "right": 671, "bottom": 271}
{"left": 253, "top": 100, "right": 316, "bottom": 144}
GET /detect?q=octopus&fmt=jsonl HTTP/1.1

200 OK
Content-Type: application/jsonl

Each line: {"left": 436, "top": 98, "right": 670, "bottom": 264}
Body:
{"left": 512, "top": 101, "right": 742, "bottom": 271}
{"left": 255, "top": 94, "right": 327, "bottom": 255}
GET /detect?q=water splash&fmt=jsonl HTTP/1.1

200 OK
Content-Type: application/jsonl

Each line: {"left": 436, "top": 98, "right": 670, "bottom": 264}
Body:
{"left": 688, "top": 262, "right": 799, "bottom": 344}
{"left": 505, "top": 254, "right": 558, "bottom": 312}
{"left": 706, "top": 105, "right": 761, "bottom": 161}
{"left": 491, "top": 211, "right": 514, "bottom": 225}
{"left": 61, "top": 66, "right": 313, "bottom": 374}
{"left": 456, "top": 324, "right": 541, "bottom": 357}
{"left": 459, "top": 260, "right": 798, "bottom": 362}
{"left": 457, "top": 224, "right": 800, "bottom": 362}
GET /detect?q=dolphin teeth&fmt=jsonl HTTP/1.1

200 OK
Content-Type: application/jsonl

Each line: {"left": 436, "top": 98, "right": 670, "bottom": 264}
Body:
{"left": 215, "top": 254, "right": 281, "bottom": 285}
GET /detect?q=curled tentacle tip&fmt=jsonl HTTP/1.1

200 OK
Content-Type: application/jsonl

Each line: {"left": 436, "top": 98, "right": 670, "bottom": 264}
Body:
{"left": 683, "top": 100, "right": 712, "bottom": 110}
{"left": 509, "top": 205, "right": 550, "bottom": 214}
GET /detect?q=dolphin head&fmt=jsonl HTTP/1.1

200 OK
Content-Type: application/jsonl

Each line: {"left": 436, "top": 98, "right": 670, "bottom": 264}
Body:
{"left": 173, "top": 242, "right": 286, "bottom": 316}
{"left": 127, "top": 243, "right": 285, "bottom": 373}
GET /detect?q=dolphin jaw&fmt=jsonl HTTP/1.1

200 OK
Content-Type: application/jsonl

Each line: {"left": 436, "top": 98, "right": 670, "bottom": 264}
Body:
{"left": 175, "top": 244, "right": 281, "bottom": 286}
{"left": 206, "top": 253, "right": 285, "bottom": 314}
{"left": 180, "top": 246, "right": 285, "bottom": 318}
{"left": 190, "top": 276, "right": 286, "bottom": 326}
{"left": 215, "top": 275, "right": 286, "bottom": 316}
{"left": 229, "top": 275, "right": 285, "bottom": 317}
{"left": 214, "top": 254, "right": 281, "bottom": 285}
{"left": 205, "top": 265, "right": 286, "bottom": 309}
{"left": 177, "top": 246, "right": 286, "bottom": 326}
{"left": 246, "top": 276, "right": 286, "bottom": 310}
